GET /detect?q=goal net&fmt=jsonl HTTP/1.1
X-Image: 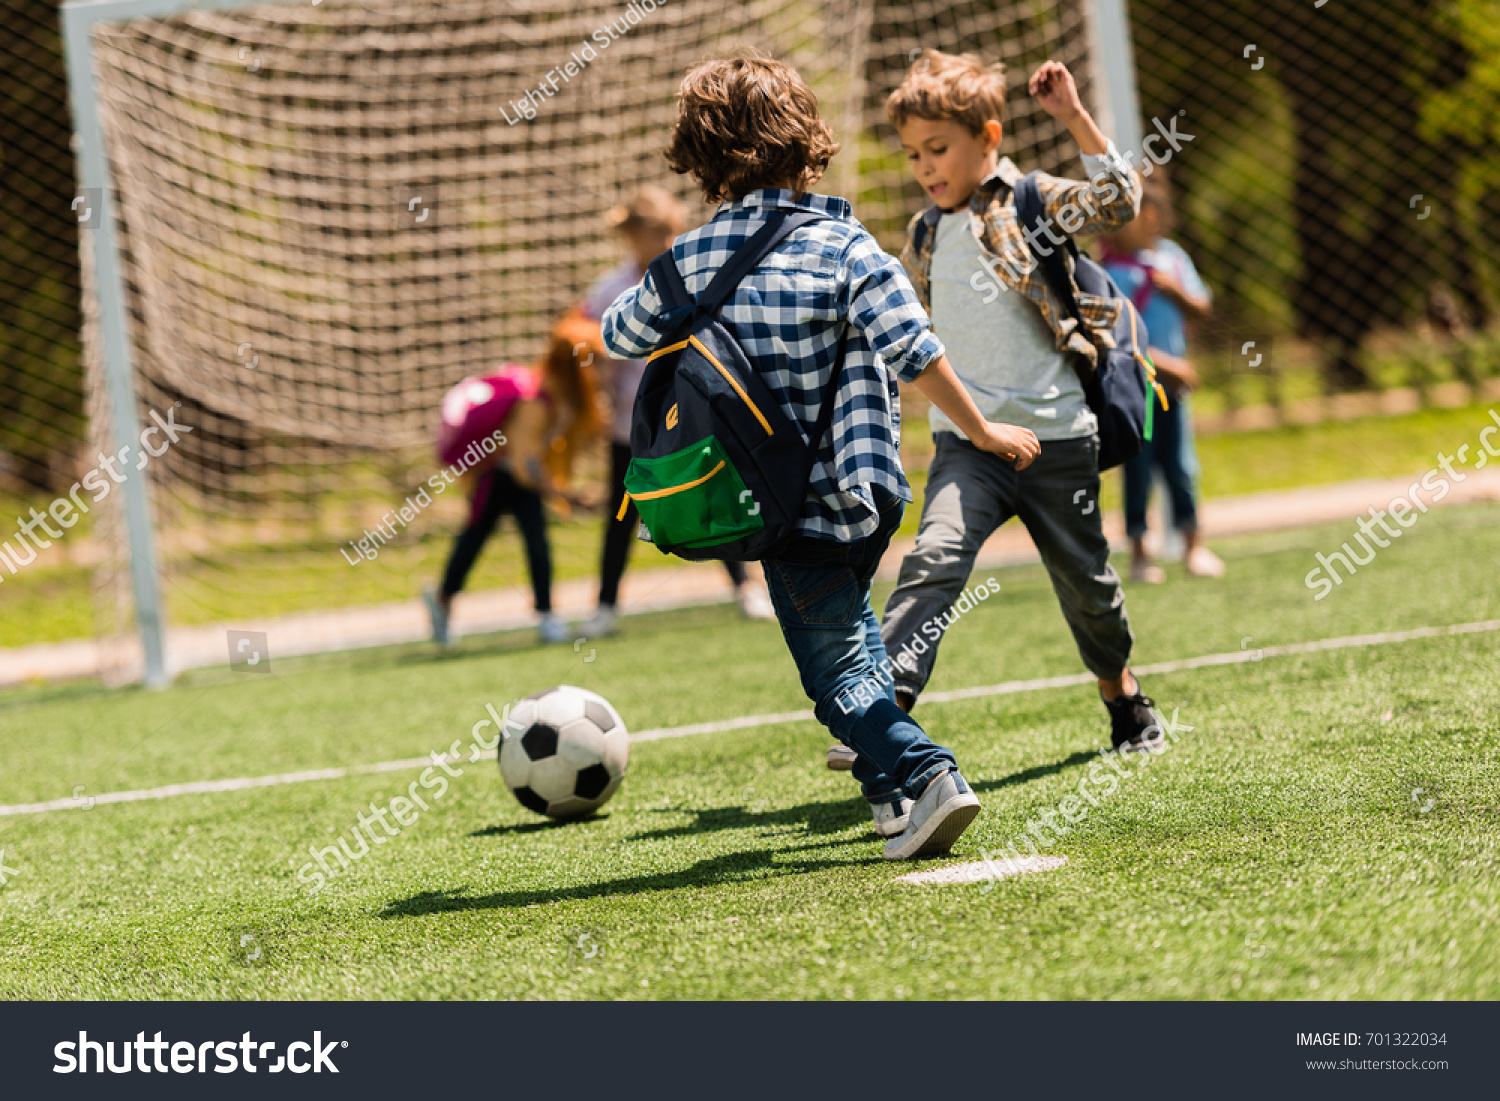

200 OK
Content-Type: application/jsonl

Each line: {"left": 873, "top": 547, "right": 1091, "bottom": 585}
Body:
{"left": 75, "top": 0, "right": 1103, "bottom": 682}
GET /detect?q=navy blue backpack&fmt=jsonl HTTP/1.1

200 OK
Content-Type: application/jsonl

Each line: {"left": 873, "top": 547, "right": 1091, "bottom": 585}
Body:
{"left": 1011, "top": 172, "right": 1163, "bottom": 470}
{"left": 617, "top": 209, "right": 846, "bottom": 561}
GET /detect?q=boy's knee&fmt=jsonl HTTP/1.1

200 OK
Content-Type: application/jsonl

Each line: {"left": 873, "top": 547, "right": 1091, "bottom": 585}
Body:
{"left": 909, "top": 526, "right": 982, "bottom": 577}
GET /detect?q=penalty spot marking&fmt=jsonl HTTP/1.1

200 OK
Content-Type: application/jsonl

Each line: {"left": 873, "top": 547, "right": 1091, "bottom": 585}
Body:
{"left": 896, "top": 855, "right": 1068, "bottom": 885}
{"left": 1, "top": 618, "right": 1495, "bottom": 818}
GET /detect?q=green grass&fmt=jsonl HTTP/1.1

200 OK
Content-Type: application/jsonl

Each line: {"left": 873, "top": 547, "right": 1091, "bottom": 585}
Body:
{"left": 1193, "top": 401, "right": 1500, "bottom": 499}
{"left": 5, "top": 401, "right": 1496, "bottom": 647}
{"left": 1, "top": 503, "right": 1497, "bottom": 999}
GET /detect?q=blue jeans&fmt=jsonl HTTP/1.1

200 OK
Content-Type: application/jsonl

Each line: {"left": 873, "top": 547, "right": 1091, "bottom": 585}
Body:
{"left": 1124, "top": 390, "right": 1199, "bottom": 538}
{"left": 761, "top": 494, "right": 957, "bottom": 805}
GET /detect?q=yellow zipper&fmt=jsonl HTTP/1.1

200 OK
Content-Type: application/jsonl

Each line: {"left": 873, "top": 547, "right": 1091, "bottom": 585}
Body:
{"left": 616, "top": 459, "right": 727, "bottom": 521}
{"left": 648, "top": 336, "right": 773, "bottom": 436}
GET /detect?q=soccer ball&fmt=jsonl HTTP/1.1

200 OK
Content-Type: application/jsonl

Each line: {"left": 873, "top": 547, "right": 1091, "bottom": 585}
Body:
{"left": 499, "top": 685, "right": 629, "bottom": 820}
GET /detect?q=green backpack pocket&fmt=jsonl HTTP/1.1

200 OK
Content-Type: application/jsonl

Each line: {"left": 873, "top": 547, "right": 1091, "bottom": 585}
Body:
{"left": 620, "top": 435, "right": 765, "bottom": 550}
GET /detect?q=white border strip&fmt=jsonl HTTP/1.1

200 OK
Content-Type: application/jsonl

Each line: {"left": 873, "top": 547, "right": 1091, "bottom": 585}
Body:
{"left": 2, "top": 618, "right": 1495, "bottom": 817}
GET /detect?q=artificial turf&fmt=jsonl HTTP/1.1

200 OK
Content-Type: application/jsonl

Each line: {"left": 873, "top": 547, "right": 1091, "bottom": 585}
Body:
{"left": 0, "top": 503, "right": 1496, "bottom": 999}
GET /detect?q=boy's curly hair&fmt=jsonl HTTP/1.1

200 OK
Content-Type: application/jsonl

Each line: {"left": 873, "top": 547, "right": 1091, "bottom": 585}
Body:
{"left": 665, "top": 52, "right": 839, "bottom": 203}
{"left": 886, "top": 48, "right": 1007, "bottom": 136}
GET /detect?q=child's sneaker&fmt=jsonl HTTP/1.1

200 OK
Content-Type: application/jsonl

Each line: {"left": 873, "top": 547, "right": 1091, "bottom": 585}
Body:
{"left": 580, "top": 605, "right": 618, "bottom": 638}
{"left": 538, "top": 613, "right": 569, "bottom": 644}
{"left": 883, "top": 769, "right": 981, "bottom": 860}
{"left": 1185, "top": 546, "right": 1226, "bottom": 578}
{"left": 1103, "top": 690, "right": 1164, "bottom": 753}
{"left": 738, "top": 586, "right": 777, "bottom": 620}
{"left": 826, "top": 744, "right": 857, "bottom": 771}
{"left": 870, "top": 796, "right": 913, "bottom": 838}
{"left": 1130, "top": 558, "right": 1166, "bottom": 584}
{"left": 423, "top": 588, "right": 451, "bottom": 647}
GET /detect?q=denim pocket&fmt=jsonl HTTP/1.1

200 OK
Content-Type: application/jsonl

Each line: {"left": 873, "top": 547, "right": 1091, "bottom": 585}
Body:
{"left": 768, "top": 558, "right": 860, "bottom": 627}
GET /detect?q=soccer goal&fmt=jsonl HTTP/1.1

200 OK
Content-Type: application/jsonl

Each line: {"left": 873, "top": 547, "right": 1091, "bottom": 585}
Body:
{"left": 62, "top": 0, "right": 1140, "bottom": 686}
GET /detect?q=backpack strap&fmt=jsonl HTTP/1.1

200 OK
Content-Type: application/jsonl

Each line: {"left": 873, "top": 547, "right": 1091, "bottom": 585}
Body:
{"left": 715, "top": 209, "right": 848, "bottom": 453}
{"left": 1014, "top": 171, "right": 1101, "bottom": 390}
{"left": 1012, "top": 172, "right": 1083, "bottom": 323}
{"left": 646, "top": 208, "right": 826, "bottom": 334}
{"left": 911, "top": 206, "right": 937, "bottom": 255}
{"left": 647, "top": 206, "right": 848, "bottom": 451}
{"left": 696, "top": 208, "right": 825, "bottom": 314}
{"left": 646, "top": 245, "right": 696, "bottom": 335}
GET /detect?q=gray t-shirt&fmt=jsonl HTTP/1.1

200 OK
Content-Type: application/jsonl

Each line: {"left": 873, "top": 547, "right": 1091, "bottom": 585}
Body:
{"left": 927, "top": 209, "right": 1096, "bottom": 441}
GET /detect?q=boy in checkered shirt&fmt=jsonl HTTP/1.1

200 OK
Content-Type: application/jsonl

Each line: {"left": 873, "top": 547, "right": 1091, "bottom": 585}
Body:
{"left": 602, "top": 52, "right": 1038, "bottom": 859}
{"left": 868, "top": 49, "right": 1166, "bottom": 762}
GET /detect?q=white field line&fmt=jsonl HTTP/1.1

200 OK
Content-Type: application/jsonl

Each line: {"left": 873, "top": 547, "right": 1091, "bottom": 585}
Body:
{"left": 895, "top": 855, "right": 1069, "bottom": 885}
{"left": 2, "top": 618, "right": 1495, "bottom": 819}
{"left": 0, "top": 753, "right": 477, "bottom": 818}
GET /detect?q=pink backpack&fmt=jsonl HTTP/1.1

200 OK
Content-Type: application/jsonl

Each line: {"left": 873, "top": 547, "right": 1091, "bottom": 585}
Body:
{"left": 437, "top": 364, "right": 539, "bottom": 467}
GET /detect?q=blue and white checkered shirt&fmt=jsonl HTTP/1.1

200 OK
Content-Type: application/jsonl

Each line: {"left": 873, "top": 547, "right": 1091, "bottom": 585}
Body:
{"left": 601, "top": 188, "right": 944, "bottom": 542}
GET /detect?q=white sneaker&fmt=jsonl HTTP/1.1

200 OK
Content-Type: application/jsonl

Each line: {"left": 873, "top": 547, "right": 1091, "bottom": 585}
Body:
{"left": 883, "top": 769, "right": 981, "bottom": 861}
{"left": 1130, "top": 558, "right": 1166, "bottom": 584}
{"left": 580, "top": 605, "right": 618, "bottom": 638}
{"left": 423, "top": 588, "right": 451, "bottom": 647}
{"left": 1185, "top": 546, "right": 1226, "bottom": 578}
{"left": 826, "top": 744, "right": 857, "bottom": 771}
{"left": 871, "top": 797, "right": 913, "bottom": 838}
{"left": 538, "top": 613, "right": 569, "bottom": 644}
{"left": 738, "top": 586, "right": 777, "bottom": 620}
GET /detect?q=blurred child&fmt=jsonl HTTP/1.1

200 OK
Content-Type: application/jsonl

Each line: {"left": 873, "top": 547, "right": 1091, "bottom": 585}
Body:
{"left": 1101, "top": 169, "right": 1224, "bottom": 582}
{"left": 875, "top": 50, "right": 1165, "bottom": 766}
{"left": 578, "top": 185, "right": 774, "bottom": 639}
{"left": 602, "top": 53, "right": 1034, "bottom": 859}
{"left": 424, "top": 314, "right": 605, "bottom": 646}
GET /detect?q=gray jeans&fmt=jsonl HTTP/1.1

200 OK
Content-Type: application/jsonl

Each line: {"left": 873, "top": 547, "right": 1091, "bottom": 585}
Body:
{"left": 882, "top": 432, "right": 1134, "bottom": 699}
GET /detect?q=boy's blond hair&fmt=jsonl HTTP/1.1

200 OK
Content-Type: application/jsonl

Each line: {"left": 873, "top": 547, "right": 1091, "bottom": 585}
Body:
{"left": 885, "top": 48, "right": 1006, "bottom": 136}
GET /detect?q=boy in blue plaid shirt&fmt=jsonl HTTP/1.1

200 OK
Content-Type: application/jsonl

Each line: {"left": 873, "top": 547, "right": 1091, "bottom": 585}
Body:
{"left": 602, "top": 52, "right": 1039, "bottom": 859}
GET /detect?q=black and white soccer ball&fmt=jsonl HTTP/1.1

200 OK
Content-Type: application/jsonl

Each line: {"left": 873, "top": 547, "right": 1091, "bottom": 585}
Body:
{"left": 499, "top": 686, "right": 629, "bottom": 820}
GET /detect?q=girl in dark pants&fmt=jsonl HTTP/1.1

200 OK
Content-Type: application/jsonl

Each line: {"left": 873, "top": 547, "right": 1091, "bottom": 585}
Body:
{"left": 1102, "top": 170, "right": 1224, "bottom": 582}
{"left": 441, "top": 466, "right": 555, "bottom": 626}
{"left": 425, "top": 313, "right": 606, "bottom": 646}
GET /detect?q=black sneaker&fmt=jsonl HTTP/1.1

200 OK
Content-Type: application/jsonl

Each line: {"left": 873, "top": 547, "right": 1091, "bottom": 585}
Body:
{"left": 1103, "top": 690, "right": 1164, "bottom": 753}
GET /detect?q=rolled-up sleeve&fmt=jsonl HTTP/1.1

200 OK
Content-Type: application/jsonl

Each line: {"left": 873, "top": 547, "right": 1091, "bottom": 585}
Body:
{"left": 843, "top": 233, "right": 944, "bottom": 384}
{"left": 1042, "top": 139, "right": 1141, "bottom": 236}
{"left": 601, "top": 267, "right": 666, "bottom": 360}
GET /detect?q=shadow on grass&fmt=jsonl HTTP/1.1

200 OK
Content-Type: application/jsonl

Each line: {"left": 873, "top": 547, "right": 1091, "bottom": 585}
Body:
{"left": 624, "top": 797, "right": 867, "bottom": 841}
{"left": 0, "top": 680, "right": 124, "bottom": 712}
{"left": 379, "top": 839, "right": 875, "bottom": 916}
{"left": 392, "top": 633, "right": 547, "bottom": 667}
{"left": 973, "top": 749, "right": 1095, "bottom": 793}
{"left": 467, "top": 815, "right": 611, "bottom": 838}
{"left": 471, "top": 822, "right": 576, "bottom": 840}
